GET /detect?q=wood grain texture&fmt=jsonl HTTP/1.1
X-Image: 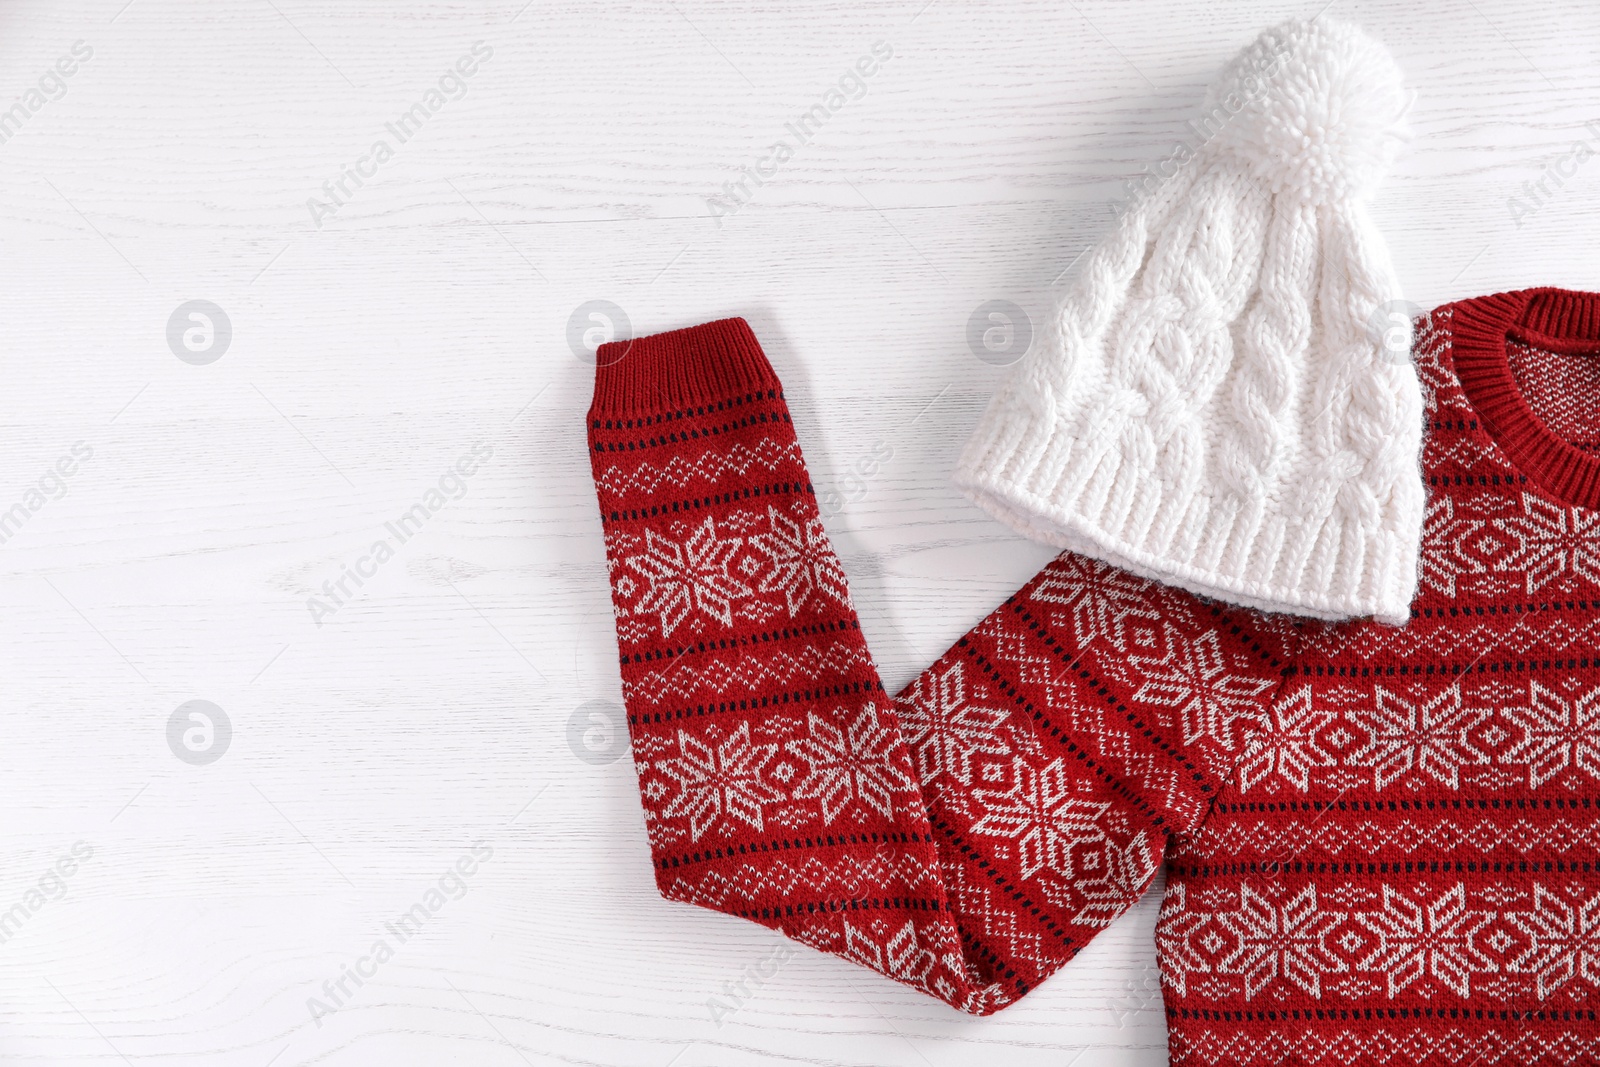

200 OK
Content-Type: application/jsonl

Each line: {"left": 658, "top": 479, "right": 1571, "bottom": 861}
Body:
{"left": 0, "top": 0, "right": 1596, "bottom": 1063}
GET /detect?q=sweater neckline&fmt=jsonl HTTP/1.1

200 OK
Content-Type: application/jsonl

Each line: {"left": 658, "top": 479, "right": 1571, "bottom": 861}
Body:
{"left": 1450, "top": 287, "right": 1600, "bottom": 511}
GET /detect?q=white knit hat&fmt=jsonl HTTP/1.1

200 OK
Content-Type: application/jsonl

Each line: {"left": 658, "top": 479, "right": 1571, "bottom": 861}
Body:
{"left": 955, "top": 18, "right": 1424, "bottom": 625}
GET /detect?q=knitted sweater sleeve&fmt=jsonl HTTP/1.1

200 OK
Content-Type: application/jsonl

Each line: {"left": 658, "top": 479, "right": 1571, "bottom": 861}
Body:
{"left": 892, "top": 554, "right": 1303, "bottom": 905}
{"left": 587, "top": 318, "right": 1299, "bottom": 1013}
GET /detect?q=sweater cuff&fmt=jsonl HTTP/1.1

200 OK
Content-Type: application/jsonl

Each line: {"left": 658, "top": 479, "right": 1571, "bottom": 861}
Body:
{"left": 590, "top": 317, "right": 779, "bottom": 416}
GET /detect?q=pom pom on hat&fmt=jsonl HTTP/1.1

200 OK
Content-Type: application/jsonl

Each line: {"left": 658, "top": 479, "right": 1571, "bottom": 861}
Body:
{"left": 1207, "top": 18, "right": 1412, "bottom": 203}
{"left": 955, "top": 18, "right": 1426, "bottom": 624}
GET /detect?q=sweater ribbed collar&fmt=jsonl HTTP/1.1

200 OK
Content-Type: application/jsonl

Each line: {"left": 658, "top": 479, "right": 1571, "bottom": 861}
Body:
{"left": 1450, "top": 287, "right": 1600, "bottom": 511}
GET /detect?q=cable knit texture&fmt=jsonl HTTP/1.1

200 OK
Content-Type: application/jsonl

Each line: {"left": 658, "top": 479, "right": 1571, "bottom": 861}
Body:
{"left": 955, "top": 17, "right": 1425, "bottom": 625}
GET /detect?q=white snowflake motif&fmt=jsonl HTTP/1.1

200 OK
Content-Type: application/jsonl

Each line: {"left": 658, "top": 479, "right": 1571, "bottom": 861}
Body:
{"left": 625, "top": 518, "right": 750, "bottom": 637}
{"left": 1420, "top": 496, "right": 1521, "bottom": 596}
{"left": 1500, "top": 492, "right": 1600, "bottom": 592}
{"left": 1217, "top": 883, "right": 1346, "bottom": 998}
{"left": 1153, "top": 883, "right": 1212, "bottom": 997}
{"left": 1350, "top": 686, "right": 1491, "bottom": 790}
{"left": 1235, "top": 684, "right": 1339, "bottom": 793}
{"left": 1070, "top": 829, "right": 1159, "bottom": 929}
{"left": 659, "top": 722, "right": 784, "bottom": 841}
{"left": 787, "top": 704, "right": 918, "bottom": 824}
{"left": 1507, "top": 884, "right": 1600, "bottom": 997}
{"left": 894, "top": 661, "right": 1012, "bottom": 787}
{"left": 1029, "top": 554, "right": 1159, "bottom": 650}
{"left": 1358, "top": 884, "right": 1496, "bottom": 997}
{"left": 842, "top": 918, "right": 938, "bottom": 986}
{"left": 748, "top": 506, "right": 848, "bottom": 616}
{"left": 1129, "top": 624, "right": 1274, "bottom": 749}
{"left": 971, "top": 757, "right": 1113, "bottom": 881}
{"left": 1503, "top": 681, "right": 1600, "bottom": 788}
{"left": 1419, "top": 496, "right": 1464, "bottom": 596}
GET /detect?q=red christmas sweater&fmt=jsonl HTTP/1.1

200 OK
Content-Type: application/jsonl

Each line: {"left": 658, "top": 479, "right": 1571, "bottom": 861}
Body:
{"left": 587, "top": 289, "right": 1600, "bottom": 1065}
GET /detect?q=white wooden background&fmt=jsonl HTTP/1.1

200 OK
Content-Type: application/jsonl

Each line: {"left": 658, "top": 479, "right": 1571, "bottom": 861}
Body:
{"left": 1, "top": 1, "right": 1598, "bottom": 1064}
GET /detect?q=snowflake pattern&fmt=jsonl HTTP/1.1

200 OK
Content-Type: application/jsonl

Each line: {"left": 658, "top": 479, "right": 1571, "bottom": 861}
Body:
{"left": 841, "top": 919, "right": 940, "bottom": 991}
{"left": 1416, "top": 488, "right": 1600, "bottom": 599}
{"left": 894, "top": 661, "right": 1012, "bottom": 786}
{"left": 971, "top": 757, "right": 1113, "bottom": 881}
{"left": 787, "top": 704, "right": 918, "bottom": 823}
{"left": 625, "top": 518, "right": 750, "bottom": 636}
{"left": 749, "top": 505, "right": 849, "bottom": 615}
{"left": 1029, "top": 553, "right": 1160, "bottom": 650}
{"left": 1235, "top": 684, "right": 1339, "bottom": 793}
{"left": 1420, "top": 496, "right": 1513, "bottom": 596}
{"left": 1156, "top": 878, "right": 1600, "bottom": 1002}
{"left": 595, "top": 295, "right": 1600, "bottom": 1045}
{"left": 1154, "top": 884, "right": 1214, "bottom": 997}
{"left": 1350, "top": 686, "right": 1491, "bottom": 790}
{"left": 1218, "top": 884, "right": 1346, "bottom": 998}
{"left": 1419, "top": 495, "right": 1465, "bottom": 596}
{"left": 1358, "top": 884, "right": 1495, "bottom": 997}
{"left": 1507, "top": 884, "right": 1600, "bottom": 997}
{"left": 1503, "top": 681, "right": 1600, "bottom": 788}
{"left": 658, "top": 722, "right": 784, "bottom": 841}
{"left": 1130, "top": 624, "right": 1275, "bottom": 749}
{"left": 1072, "top": 829, "right": 1159, "bottom": 927}
{"left": 1501, "top": 493, "right": 1600, "bottom": 592}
